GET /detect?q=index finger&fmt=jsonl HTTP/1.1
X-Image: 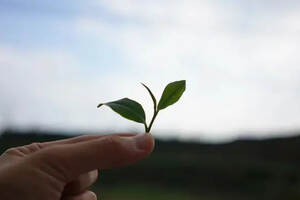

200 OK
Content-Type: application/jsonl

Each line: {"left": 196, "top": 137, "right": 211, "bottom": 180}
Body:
{"left": 31, "top": 133, "right": 154, "bottom": 181}
{"left": 39, "top": 133, "right": 138, "bottom": 148}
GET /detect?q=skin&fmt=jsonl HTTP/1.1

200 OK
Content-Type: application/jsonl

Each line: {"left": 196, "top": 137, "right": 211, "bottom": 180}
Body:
{"left": 0, "top": 133, "right": 154, "bottom": 200}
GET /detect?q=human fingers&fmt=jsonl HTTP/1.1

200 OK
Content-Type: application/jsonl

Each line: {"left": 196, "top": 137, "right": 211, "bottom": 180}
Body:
{"left": 41, "top": 133, "right": 137, "bottom": 147}
{"left": 63, "top": 170, "right": 98, "bottom": 195}
{"left": 30, "top": 133, "right": 154, "bottom": 181}
{"left": 62, "top": 191, "right": 97, "bottom": 200}
{"left": 6, "top": 133, "right": 137, "bottom": 156}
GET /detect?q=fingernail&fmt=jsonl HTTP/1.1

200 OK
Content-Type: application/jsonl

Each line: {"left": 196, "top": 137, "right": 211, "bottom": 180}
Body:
{"left": 134, "top": 134, "right": 152, "bottom": 151}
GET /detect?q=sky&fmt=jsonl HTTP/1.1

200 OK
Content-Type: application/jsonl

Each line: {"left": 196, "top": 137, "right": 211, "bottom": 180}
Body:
{"left": 1, "top": 0, "right": 300, "bottom": 142}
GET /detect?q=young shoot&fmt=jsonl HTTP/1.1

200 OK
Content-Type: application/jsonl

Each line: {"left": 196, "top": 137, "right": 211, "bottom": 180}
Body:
{"left": 97, "top": 80, "right": 186, "bottom": 133}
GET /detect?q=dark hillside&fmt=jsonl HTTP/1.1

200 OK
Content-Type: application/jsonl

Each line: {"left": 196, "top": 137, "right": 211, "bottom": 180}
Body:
{"left": 1, "top": 130, "right": 300, "bottom": 200}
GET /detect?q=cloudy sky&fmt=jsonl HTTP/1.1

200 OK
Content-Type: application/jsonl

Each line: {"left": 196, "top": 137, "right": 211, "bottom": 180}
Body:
{"left": 1, "top": 0, "right": 300, "bottom": 141}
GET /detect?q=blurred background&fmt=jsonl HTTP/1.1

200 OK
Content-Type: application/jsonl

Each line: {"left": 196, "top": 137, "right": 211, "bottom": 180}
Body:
{"left": 1, "top": 0, "right": 300, "bottom": 199}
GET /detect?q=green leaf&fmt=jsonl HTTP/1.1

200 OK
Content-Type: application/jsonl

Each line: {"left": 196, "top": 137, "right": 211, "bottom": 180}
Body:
{"left": 97, "top": 98, "right": 146, "bottom": 124}
{"left": 157, "top": 80, "right": 186, "bottom": 110}
{"left": 141, "top": 83, "right": 157, "bottom": 111}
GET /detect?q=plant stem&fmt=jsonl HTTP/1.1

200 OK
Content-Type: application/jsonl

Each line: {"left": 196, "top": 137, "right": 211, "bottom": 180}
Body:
{"left": 144, "top": 123, "right": 148, "bottom": 133}
{"left": 146, "top": 110, "right": 159, "bottom": 133}
{"left": 143, "top": 83, "right": 158, "bottom": 133}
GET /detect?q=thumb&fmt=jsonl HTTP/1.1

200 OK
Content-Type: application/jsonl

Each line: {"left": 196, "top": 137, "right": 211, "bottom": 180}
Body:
{"left": 30, "top": 133, "right": 154, "bottom": 182}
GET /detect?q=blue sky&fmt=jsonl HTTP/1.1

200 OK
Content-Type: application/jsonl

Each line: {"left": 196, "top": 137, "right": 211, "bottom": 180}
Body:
{"left": 1, "top": 0, "right": 300, "bottom": 142}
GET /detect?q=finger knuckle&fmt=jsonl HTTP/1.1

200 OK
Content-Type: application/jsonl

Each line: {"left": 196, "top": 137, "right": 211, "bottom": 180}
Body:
{"left": 33, "top": 146, "right": 71, "bottom": 181}
{"left": 104, "top": 135, "right": 123, "bottom": 150}
{"left": 4, "top": 147, "right": 20, "bottom": 155}
{"left": 89, "top": 170, "right": 99, "bottom": 182}
{"left": 88, "top": 191, "right": 97, "bottom": 200}
{"left": 25, "top": 142, "right": 44, "bottom": 153}
{"left": 4, "top": 142, "right": 44, "bottom": 157}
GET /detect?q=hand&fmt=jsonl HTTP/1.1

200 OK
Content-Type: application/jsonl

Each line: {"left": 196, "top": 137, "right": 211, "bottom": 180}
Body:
{"left": 0, "top": 133, "right": 154, "bottom": 200}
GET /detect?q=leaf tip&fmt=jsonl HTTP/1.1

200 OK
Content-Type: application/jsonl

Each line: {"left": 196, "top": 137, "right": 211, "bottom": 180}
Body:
{"left": 97, "top": 103, "right": 103, "bottom": 108}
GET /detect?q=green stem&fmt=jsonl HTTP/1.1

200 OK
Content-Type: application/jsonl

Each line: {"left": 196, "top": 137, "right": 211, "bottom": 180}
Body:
{"left": 144, "top": 123, "right": 148, "bottom": 133}
{"left": 142, "top": 83, "right": 158, "bottom": 133}
{"left": 146, "top": 110, "right": 159, "bottom": 133}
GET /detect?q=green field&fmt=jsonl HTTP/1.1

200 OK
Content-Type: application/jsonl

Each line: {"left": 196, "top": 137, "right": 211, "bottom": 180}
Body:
{"left": 94, "top": 184, "right": 199, "bottom": 200}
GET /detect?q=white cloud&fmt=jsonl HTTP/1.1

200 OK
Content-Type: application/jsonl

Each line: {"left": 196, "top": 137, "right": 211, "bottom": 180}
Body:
{"left": 75, "top": 0, "right": 300, "bottom": 139}
{"left": 1, "top": 0, "right": 300, "bottom": 141}
{"left": 0, "top": 46, "right": 141, "bottom": 132}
